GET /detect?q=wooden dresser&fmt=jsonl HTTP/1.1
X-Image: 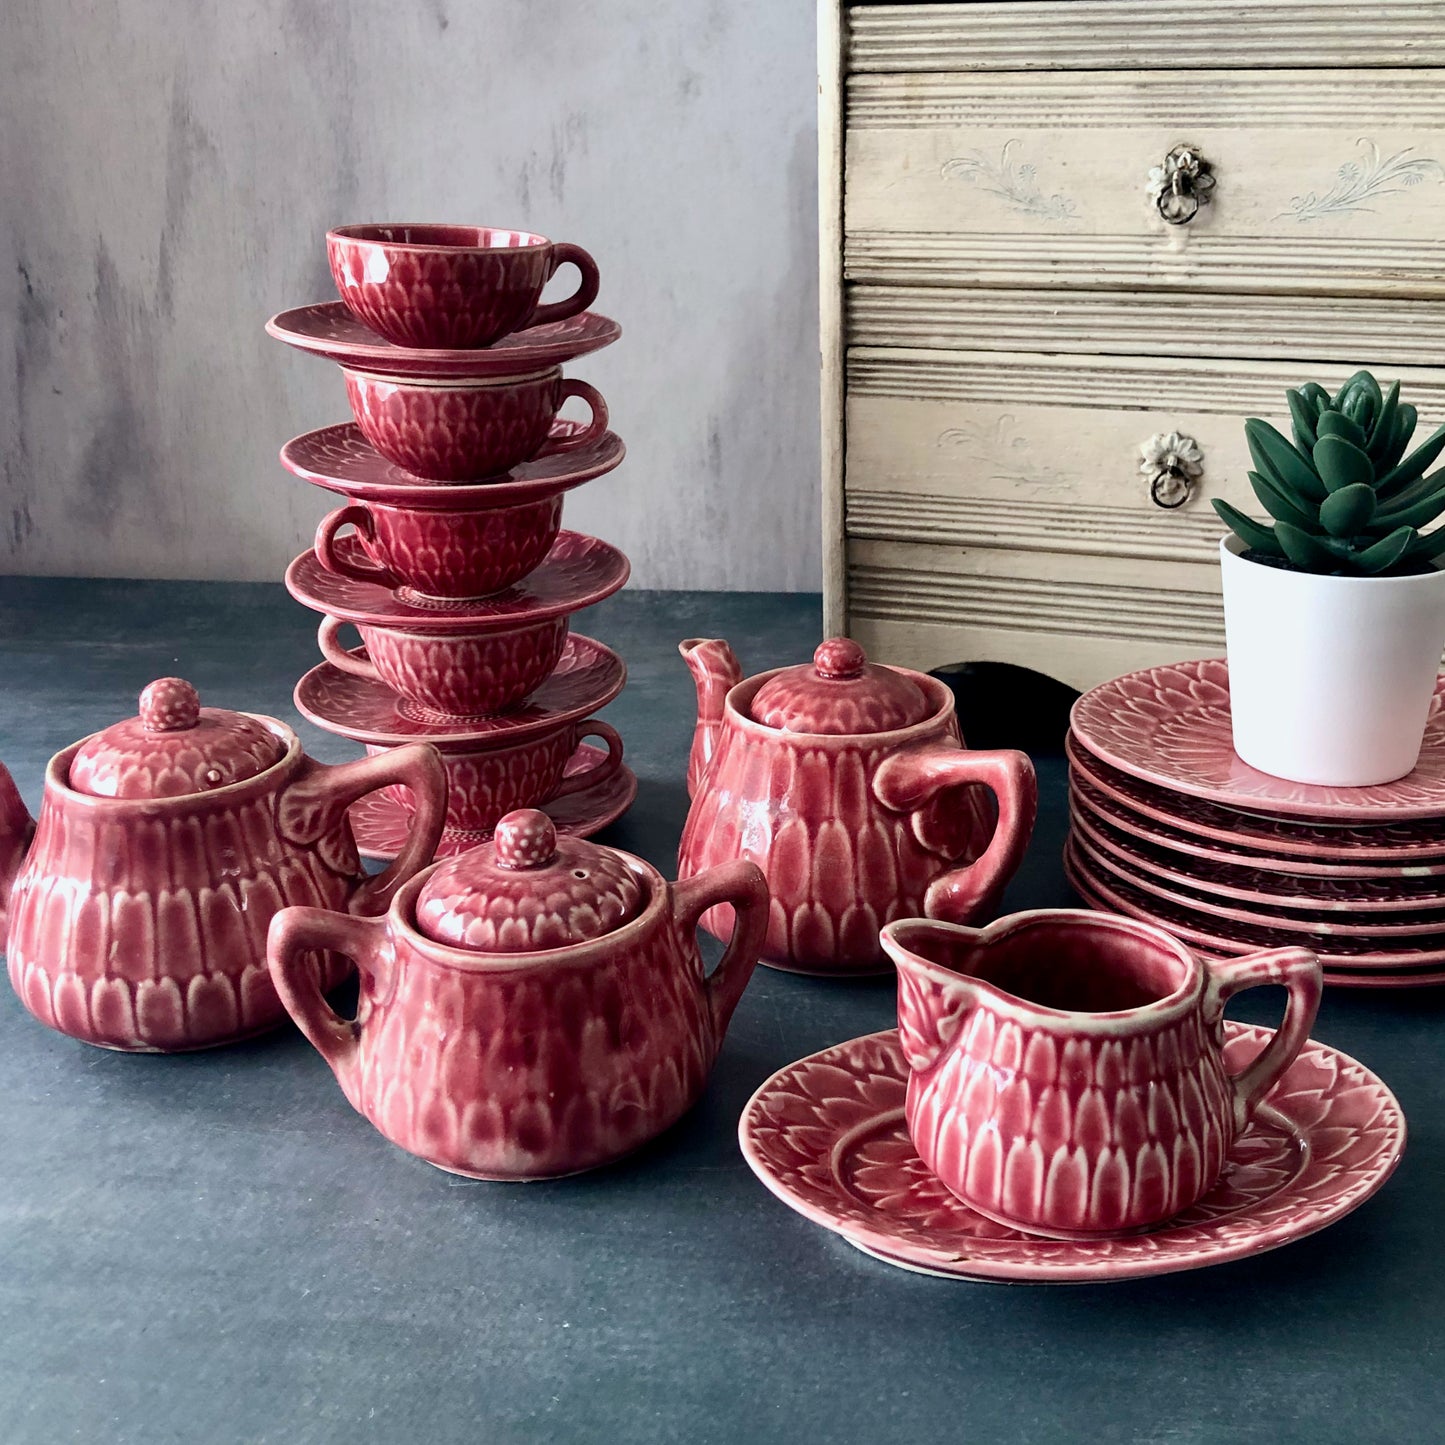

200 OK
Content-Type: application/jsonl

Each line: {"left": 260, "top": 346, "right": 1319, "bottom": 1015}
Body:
{"left": 820, "top": 0, "right": 1445, "bottom": 690}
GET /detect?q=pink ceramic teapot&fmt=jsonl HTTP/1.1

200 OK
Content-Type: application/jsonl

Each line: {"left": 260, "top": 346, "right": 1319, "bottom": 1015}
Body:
{"left": 0, "top": 678, "right": 446, "bottom": 1052}
{"left": 678, "top": 637, "right": 1038, "bottom": 975}
{"left": 267, "top": 808, "right": 770, "bottom": 1179}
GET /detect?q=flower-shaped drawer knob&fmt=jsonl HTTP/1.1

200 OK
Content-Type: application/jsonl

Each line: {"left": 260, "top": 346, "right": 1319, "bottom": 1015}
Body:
{"left": 1141, "top": 432, "right": 1204, "bottom": 509}
{"left": 1148, "top": 144, "right": 1216, "bottom": 225}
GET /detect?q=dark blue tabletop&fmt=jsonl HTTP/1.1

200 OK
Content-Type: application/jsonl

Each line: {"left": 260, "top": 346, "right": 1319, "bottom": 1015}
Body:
{"left": 0, "top": 580, "right": 1438, "bottom": 1445}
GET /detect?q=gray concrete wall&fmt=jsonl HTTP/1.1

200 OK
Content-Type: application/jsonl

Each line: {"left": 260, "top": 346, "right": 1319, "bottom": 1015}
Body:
{"left": 1, "top": 0, "right": 821, "bottom": 590}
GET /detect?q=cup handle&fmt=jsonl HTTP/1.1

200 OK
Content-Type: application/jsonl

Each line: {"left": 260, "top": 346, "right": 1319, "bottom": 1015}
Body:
{"left": 527, "top": 242, "right": 600, "bottom": 329}
{"left": 551, "top": 720, "right": 624, "bottom": 799}
{"left": 267, "top": 905, "right": 389, "bottom": 1086}
{"left": 315, "top": 505, "right": 398, "bottom": 587}
{"left": 1204, "top": 948, "right": 1323, "bottom": 1128}
{"left": 317, "top": 615, "right": 381, "bottom": 681}
{"left": 872, "top": 743, "right": 1038, "bottom": 924}
{"left": 547, "top": 379, "right": 609, "bottom": 453}
{"left": 669, "top": 860, "right": 770, "bottom": 1042}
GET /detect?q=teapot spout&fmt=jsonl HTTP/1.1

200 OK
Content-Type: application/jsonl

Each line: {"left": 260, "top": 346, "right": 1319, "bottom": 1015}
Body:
{"left": 0, "top": 763, "right": 35, "bottom": 932}
{"left": 880, "top": 918, "right": 986, "bottom": 1073}
{"left": 679, "top": 637, "right": 743, "bottom": 798}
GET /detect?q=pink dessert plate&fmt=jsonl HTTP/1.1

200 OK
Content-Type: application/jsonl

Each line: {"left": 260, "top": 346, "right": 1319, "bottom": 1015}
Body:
{"left": 1070, "top": 764, "right": 1445, "bottom": 881}
{"left": 350, "top": 741, "right": 638, "bottom": 863}
{"left": 1070, "top": 658, "right": 1445, "bottom": 821}
{"left": 1065, "top": 841, "right": 1445, "bottom": 977}
{"left": 1069, "top": 804, "right": 1445, "bottom": 915}
{"left": 739, "top": 1027, "right": 1403, "bottom": 1283}
{"left": 280, "top": 421, "right": 625, "bottom": 508}
{"left": 285, "top": 530, "right": 629, "bottom": 630}
{"left": 294, "top": 633, "right": 625, "bottom": 747}
{"left": 265, "top": 302, "right": 621, "bottom": 380}
{"left": 1066, "top": 735, "right": 1445, "bottom": 865}
{"left": 1069, "top": 826, "right": 1445, "bottom": 938}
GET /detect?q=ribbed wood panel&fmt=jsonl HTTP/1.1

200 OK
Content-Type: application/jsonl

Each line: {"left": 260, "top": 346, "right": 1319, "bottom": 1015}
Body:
{"left": 847, "top": 4, "right": 1445, "bottom": 72}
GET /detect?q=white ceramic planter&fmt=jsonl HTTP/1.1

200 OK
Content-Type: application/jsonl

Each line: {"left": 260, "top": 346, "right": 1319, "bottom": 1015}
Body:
{"left": 1220, "top": 537, "right": 1445, "bottom": 786}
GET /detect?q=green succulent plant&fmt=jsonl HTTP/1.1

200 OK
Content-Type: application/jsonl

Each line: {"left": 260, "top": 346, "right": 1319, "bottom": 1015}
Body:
{"left": 1213, "top": 370, "right": 1445, "bottom": 576}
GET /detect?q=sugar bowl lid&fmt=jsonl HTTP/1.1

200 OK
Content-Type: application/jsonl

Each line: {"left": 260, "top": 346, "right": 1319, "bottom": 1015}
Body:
{"left": 747, "top": 638, "right": 931, "bottom": 735}
{"left": 68, "top": 678, "right": 287, "bottom": 799}
{"left": 415, "top": 809, "right": 644, "bottom": 951}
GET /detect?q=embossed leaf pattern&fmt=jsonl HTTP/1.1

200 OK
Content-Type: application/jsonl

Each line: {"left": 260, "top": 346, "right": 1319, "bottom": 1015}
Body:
{"left": 1280, "top": 138, "right": 1445, "bottom": 222}
{"left": 941, "top": 140, "right": 1077, "bottom": 222}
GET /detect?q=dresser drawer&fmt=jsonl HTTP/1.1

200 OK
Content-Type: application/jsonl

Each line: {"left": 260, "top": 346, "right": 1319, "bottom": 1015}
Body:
{"left": 845, "top": 69, "right": 1445, "bottom": 296}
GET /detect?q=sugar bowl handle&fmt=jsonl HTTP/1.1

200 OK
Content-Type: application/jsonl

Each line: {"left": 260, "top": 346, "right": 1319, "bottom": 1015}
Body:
{"left": 527, "top": 242, "right": 601, "bottom": 329}
{"left": 670, "top": 860, "right": 770, "bottom": 1040}
{"left": 315, "top": 505, "right": 398, "bottom": 587}
{"left": 873, "top": 745, "right": 1038, "bottom": 924}
{"left": 267, "top": 906, "right": 390, "bottom": 1086}
{"left": 1203, "top": 948, "right": 1323, "bottom": 1129}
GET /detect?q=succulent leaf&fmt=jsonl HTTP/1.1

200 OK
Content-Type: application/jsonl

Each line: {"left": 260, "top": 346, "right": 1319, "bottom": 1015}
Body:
{"left": 1275, "top": 521, "right": 1340, "bottom": 570}
{"left": 1212, "top": 499, "right": 1284, "bottom": 556}
{"left": 1315, "top": 410, "right": 1367, "bottom": 449}
{"left": 1312, "top": 434, "right": 1375, "bottom": 493}
{"left": 1376, "top": 424, "right": 1445, "bottom": 498}
{"left": 1405, "top": 526, "right": 1445, "bottom": 563}
{"left": 1245, "top": 418, "right": 1327, "bottom": 502}
{"left": 1300, "top": 383, "right": 1333, "bottom": 415}
{"left": 1368, "top": 381, "right": 1401, "bottom": 463}
{"left": 1352, "top": 527, "right": 1415, "bottom": 575}
{"left": 1248, "top": 470, "right": 1321, "bottom": 529}
{"left": 1286, "top": 389, "right": 1318, "bottom": 451}
{"left": 1374, "top": 479, "right": 1445, "bottom": 532}
{"left": 1319, "top": 483, "right": 1377, "bottom": 538}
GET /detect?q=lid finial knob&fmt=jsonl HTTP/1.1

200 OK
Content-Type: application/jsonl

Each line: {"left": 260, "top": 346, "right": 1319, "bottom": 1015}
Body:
{"left": 813, "top": 638, "right": 867, "bottom": 680}
{"left": 139, "top": 678, "right": 201, "bottom": 733}
{"left": 493, "top": 809, "right": 559, "bottom": 870}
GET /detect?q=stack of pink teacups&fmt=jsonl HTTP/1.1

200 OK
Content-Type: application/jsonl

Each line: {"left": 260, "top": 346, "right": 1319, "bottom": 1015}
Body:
{"left": 267, "top": 224, "right": 635, "bottom": 859}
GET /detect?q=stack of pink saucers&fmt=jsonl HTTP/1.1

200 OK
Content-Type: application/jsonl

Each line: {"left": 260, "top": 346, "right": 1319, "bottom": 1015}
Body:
{"left": 268, "top": 224, "right": 636, "bottom": 858}
{"left": 1066, "top": 657, "right": 1445, "bottom": 988}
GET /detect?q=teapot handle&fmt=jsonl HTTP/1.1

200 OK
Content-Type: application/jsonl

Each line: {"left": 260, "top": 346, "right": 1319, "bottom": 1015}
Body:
{"left": 267, "top": 905, "right": 390, "bottom": 1085}
{"left": 669, "top": 860, "right": 770, "bottom": 1040}
{"left": 872, "top": 744, "right": 1038, "bottom": 925}
{"left": 1204, "top": 947, "right": 1323, "bottom": 1129}
{"left": 277, "top": 744, "right": 447, "bottom": 915}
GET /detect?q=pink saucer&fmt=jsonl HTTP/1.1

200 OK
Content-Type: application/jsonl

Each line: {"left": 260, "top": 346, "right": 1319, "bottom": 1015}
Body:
{"left": 294, "top": 633, "right": 625, "bottom": 746}
{"left": 1065, "top": 841, "right": 1445, "bottom": 970}
{"left": 350, "top": 742, "right": 638, "bottom": 862}
{"left": 1070, "top": 826, "right": 1445, "bottom": 938}
{"left": 739, "top": 1027, "right": 1403, "bottom": 1283}
{"left": 1067, "top": 735, "right": 1445, "bottom": 863}
{"left": 281, "top": 421, "right": 625, "bottom": 508}
{"left": 1070, "top": 764, "right": 1445, "bottom": 880}
{"left": 1071, "top": 659, "right": 1445, "bottom": 821}
{"left": 265, "top": 302, "right": 621, "bottom": 380}
{"left": 285, "top": 530, "right": 628, "bottom": 630}
{"left": 1070, "top": 803, "right": 1445, "bottom": 914}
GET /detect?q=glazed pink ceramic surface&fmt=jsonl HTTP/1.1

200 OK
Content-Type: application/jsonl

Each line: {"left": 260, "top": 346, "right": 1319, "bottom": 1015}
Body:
{"left": 677, "top": 638, "right": 1037, "bottom": 975}
{"left": 879, "top": 911, "right": 1321, "bottom": 1238}
{"left": 293, "top": 633, "right": 625, "bottom": 748}
{"left": 350, "top": 741, "right": 638, "bottom": 862}
{"left": 1070, "top": 803, "right": 1445, "bottom": 914}
{"left": 315, "top": 495, "right": 563, "bottom": 599}
{"left": 285, "top": 531, "right": 628, "bottom": 632}
{"left": 1071, "top": 659, "right": 1445, "bottom": 820}
{"left": 328, "top": 225, "right": 600, "bottom": 349}
{"left": 343, "top": 368, "right": 608, "bottom": 481}
{"left": 268, "top": 812, "right": 769, "bottom": 1179}
{"left": 738, "top": 1026, "right": 1404, "bottom": 1282}
{"left": 365, "top": 719, "right": 624, "bottom": 835}
{"left": 1070, "top": 826, "right": 1445, "bottom": 937}
{"left": 0, "top": 682, "right": 446, "bottom": 1052}
{"left": 266, "top": 302, "right": 620, "bottom": 380}
{"left": 317, "top": 613, "right": 568, "bottom": 719}
{"left": 1064, "top": 842, "right": 1445, "bottom": 972}
{"left": 1069, "top": 762, "right": 1445, "bottom": 880}
{"left": 282, "top": 422, "right": 625, "bottom": 510}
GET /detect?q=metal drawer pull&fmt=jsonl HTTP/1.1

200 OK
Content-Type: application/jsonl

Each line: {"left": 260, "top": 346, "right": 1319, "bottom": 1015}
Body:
{"left": 1149, "top": 145, "right": 1216, "bottom": 225}
{"left": 1141, "top": 432, "right": 1204, "bottom": 509}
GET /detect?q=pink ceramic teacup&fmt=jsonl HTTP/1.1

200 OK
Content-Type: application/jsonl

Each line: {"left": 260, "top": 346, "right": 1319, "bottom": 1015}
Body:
{"left": 315, "top": 495, "right": 562, "bottom": 599}
{"left": 369, "top": 718, "right": 624, "bottom": 837}
{"left": 343, "top": 367, "right": 607, "bottom": 481}
{"left": 327, "top": 224, "right": 600, "bottom": 349}
{"left": 880, "top": 909, "right": 1322, "bottom": 1239}
{"left": 318, "top": 614, "right": 568, "bottom": 718}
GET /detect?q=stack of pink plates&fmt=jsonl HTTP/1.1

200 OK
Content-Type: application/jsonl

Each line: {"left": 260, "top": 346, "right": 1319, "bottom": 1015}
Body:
{"left": 1066, "top": 658, "right": 1445, "bottom": 989}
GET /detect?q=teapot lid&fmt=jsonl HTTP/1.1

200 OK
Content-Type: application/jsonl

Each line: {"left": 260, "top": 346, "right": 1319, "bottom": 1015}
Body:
{"left": 747, "top": 638, "right": 931, "bottom": 735}
{"left": 68, "top": 679, "right": 287, "bottom": 799}
{"left": 415, "top": 809, "right": 644, "bottom": 951}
